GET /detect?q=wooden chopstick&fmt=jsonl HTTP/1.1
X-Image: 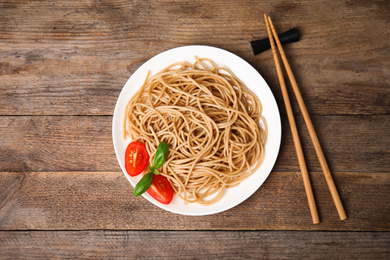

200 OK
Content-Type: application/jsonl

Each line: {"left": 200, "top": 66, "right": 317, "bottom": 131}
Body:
{"left": 265, "top": 15, "right": 347, "bottom": 221}
{"left": 264, "top": 14, "right": 320, "bottom": 224}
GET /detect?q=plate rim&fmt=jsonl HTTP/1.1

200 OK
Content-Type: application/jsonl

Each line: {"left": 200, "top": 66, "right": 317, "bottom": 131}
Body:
{"left": 112, "top": 45, "right": 281, "bottom": 216}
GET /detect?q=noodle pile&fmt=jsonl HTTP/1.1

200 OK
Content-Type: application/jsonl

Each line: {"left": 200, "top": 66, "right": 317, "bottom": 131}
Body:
{"left": 123, "top": 58, "right": 267, "bottom": 205}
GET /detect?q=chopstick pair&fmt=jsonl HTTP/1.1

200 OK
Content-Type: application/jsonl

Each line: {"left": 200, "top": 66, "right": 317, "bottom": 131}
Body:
{"left": 264, "top": 14, "right": 347, "bottom": 223}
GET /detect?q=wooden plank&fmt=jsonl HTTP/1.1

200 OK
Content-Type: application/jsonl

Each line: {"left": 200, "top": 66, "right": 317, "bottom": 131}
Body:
{"left": 0, "top": 171, "right": 389, "bottom": 231}
{"left": 0, "top": 230, "right": 389, "bottom": 259}
{"left": 0, "top": 1, "right": 388, "bottom": 116}
{"left": 0, "top": 115, "right": 388, "bottom": 173}
{"left": 0, "top": 116, "right": 118, "bottom": 172}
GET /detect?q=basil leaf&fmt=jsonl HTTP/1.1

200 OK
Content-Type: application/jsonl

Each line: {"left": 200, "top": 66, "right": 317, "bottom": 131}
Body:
{"left": 133, "top": 172, "right": 154, "bottom": 197}
{"left": 153, "top": 169, "right": 159, "bottom": 175}
{"left": 148, "top": 165, "right": 154, "bottom": 172}
{"left": 153, "top": 141, "right": 169, "bottom": 170}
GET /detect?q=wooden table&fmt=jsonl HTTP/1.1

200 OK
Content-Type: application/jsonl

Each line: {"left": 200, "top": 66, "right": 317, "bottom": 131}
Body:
{"left": 1, "top": 0, "right": 389, "bottom": 258}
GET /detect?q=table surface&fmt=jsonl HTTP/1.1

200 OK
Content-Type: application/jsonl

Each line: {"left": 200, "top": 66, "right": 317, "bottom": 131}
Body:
{"left": 1, "top": 0, "right": 389, "bottom": 258}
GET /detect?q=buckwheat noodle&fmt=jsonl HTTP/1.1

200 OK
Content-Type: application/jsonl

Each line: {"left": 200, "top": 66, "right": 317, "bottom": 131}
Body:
{"left": 123, "top": 57, "right": 267, "bottom": 205}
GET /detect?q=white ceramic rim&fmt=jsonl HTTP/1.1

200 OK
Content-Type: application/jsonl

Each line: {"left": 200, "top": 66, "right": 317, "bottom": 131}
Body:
{"left": 112, "top": 45, "right": 281, "bottom": 216}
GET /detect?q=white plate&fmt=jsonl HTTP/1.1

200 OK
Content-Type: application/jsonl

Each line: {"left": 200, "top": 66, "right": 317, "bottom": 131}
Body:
{"left": 112, "top": 45, "right": 281, "bottom": 216}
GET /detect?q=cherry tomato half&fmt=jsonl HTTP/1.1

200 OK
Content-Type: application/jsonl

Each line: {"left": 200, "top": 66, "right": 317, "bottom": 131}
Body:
{"left": 147, "top": 174, "right": 173, "bottom": 204}
{"left": 125, "top": 141, "right": 149, "bottom": 177}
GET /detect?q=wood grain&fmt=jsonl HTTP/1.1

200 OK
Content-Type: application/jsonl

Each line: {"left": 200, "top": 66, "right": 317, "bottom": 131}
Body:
{"left": 0, "top": 0, "right": 388, "bottom": 116}
{"left": 1, "top": 230, "right": 389, "bottom": 259}
{"left": 0, "top": 115, "right": 388, "bottom": 172}
{"left": 0, "top": 171, "right": 388, "bottom": 231}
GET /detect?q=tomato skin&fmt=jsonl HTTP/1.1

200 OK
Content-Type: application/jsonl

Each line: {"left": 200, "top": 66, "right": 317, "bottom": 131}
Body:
{"left": 125, "top": 141, "right": 149, "bottom": 177}
{"left": 147, "top": 174, "right": 173, "bottom": 204}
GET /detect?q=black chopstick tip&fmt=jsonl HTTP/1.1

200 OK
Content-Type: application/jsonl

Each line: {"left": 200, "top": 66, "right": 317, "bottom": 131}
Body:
{"left": 250, "top": 28, "right": 299, "bottom": 55}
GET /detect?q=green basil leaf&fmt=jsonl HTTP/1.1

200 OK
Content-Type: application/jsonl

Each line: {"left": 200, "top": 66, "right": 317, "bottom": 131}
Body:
{"left": 153, "top": 141, "right": 169, "bottom": 170}
{"left": 153, "top": 169, "right": 159, "bottom": 175}
{"left": 148, "top": 165, "right": 154, "bottom": 172}
{"left": 133, "top": 172, "right": 154, "bottom": 197}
